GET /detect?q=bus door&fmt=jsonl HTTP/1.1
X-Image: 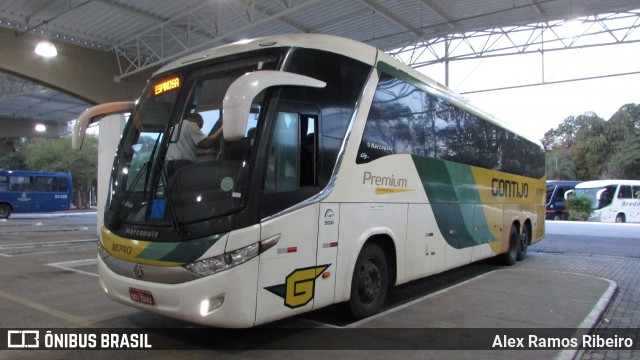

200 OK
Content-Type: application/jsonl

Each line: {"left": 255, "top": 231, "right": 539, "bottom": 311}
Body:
{"left": 7, "top": 175, "right": 35, "bottom": 213}
{"left": 255, "top": 107, "right": 329, "bottom": 324}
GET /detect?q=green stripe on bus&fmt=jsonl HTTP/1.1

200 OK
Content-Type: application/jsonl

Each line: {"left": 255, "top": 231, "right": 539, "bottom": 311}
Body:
{"left": 412, "top": 155, "right": 496, "bottom": 249}
{"left": 137, "top": 233, "right": 225, "bottom": 263}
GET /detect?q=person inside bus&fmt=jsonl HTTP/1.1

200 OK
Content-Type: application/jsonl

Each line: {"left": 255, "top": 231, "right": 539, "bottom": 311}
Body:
{"left": 166, "top": 113, "right": 222, "bottom": 174}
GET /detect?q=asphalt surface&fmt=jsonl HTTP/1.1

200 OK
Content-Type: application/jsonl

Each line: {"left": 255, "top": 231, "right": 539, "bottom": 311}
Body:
{"left": 0, "top": 213, "right": 638, "bottom": 360}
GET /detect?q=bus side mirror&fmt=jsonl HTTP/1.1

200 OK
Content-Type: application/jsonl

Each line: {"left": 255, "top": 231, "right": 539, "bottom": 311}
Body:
{"left": 564, "top": 189, "right": 574, "bottom": 199}
{"left": 222, "top": 71, "right": 326, "bottom": 141}
{"left": 72, "top": 101, "right": 135, "bottom": 150}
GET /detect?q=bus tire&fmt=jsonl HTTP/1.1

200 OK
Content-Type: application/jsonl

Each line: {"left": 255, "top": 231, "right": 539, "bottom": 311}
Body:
{"left": 0, "top": 204, "right": 11, "bottom": 219}
{"left": 615, "top": 213, "right": 626, "bottom": 223}
{"left": 349, "top": 243, "right": 389, "bottom": 319}
{"left": 517, "top": 225, "right": 530, "bottom": 261}
{"left": 500, "top": 225, "right": 518, "bottom": 266}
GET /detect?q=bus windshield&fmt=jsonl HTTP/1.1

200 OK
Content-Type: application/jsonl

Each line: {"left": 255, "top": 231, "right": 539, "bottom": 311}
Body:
{"left": 107, "top": 51, "right": 280, "bottom": 230}
{"left": 574, "top": 185, "right": 616, "bottom": 210}
{"left": 545, "top": 185, "right": 556, "bottom": 205}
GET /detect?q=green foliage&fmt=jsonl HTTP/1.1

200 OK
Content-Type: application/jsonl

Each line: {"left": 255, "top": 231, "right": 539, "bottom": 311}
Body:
{"left": 566, "top": 196, "right": 593, "bottom": 221}
{"left": 545, "top": 150, "right": 576, "bottom": 180}
{"left": 23, "top": 136, "right": 98, "bottom": 208}
{"left": 0, "top": 138, "right": 27, "bottom": 169}
{"left": 543, "top": 104, "right": 640, "bottom": 180}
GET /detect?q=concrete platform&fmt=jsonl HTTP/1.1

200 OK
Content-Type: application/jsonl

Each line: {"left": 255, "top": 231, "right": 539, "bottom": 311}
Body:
{"left": 338, "top": 268, "right": 619, "bottom": 359}
{"left": 353, "top": 269, "right": 616, "bottom": 329}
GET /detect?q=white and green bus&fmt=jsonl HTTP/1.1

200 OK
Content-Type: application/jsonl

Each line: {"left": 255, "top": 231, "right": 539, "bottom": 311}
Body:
{"left": 73, "top": 34, "right": 546, "bottom": 328}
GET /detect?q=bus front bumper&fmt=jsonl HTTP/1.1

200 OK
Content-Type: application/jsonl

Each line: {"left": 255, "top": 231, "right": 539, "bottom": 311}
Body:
{"left": 97, "top": 255, "right": 259, "bottom": 328}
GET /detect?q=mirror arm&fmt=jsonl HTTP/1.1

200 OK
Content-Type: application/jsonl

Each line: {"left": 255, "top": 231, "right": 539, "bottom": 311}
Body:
{"left": 222, "top": 71, "right": 326, "bottom": 141}
{"left": 73, "top": 101, "right": 135, "bottom": 150}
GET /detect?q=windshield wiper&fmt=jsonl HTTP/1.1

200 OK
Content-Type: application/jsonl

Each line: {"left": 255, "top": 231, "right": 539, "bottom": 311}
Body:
{"left": 157, "top": 161, "right": 185, "bottom": 237}
{"left": 109, "top": 133, "right": 163, "bottom": 229}
{"left": 108, "top": 159, "right": 149, "bottom": 229}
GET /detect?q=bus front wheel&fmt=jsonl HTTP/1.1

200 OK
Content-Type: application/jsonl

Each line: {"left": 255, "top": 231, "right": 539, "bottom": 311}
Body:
{"left": 615, "top": 213, "right": 626, "bottom": 223}
{"left": 349, "top": 243, "right": 389, "bottom": 319}
{"left": 0, "top": 204, "right": 11, "bottom": 219}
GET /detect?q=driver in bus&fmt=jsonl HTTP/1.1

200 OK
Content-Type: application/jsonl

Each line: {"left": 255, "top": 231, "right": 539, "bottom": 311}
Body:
{"left": 166, "top": 113, "right": 222, "bottom": 174}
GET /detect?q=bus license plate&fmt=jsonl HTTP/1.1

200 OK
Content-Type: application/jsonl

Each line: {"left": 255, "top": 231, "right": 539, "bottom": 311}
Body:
{"left": 129, "top": 288, "right": 155, "bottom": 305}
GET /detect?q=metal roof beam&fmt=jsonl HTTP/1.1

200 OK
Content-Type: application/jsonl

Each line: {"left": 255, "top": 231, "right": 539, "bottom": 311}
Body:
{"left": 93, "top": 0, "right": 170, "bottom": 24}
{"left": 357, "top": 0, "right": 422, "bottom": 38}
{"left": 114, "top": 0, "right": 321, "bottom": 80}
{"left": 391, "top": 11, "right": 640, "bottom": 67}
{"left": 417, "top": 0, "right": 456, "bottom": 31}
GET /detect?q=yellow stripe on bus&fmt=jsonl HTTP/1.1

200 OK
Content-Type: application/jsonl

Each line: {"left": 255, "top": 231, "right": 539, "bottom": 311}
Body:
{"left": 101, "top": 227, "right": 184, "bottom": 266}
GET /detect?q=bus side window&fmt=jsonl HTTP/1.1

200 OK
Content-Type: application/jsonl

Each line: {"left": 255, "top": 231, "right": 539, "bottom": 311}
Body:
{"left": 300, "top": 115, "right": 317, "bottom": 188}
{"left": 262, "top": 111, "right": 319, "bottom": 217}
{"left": 265, "top": 112, "right": 301, "bottom": 193}
{"left": 264, "top": 112, "right": 318, "bottom": 193}
{"left": 35, "top": 177, "right": 55, "bottom": 192}
{"left": 0, "top": 176, "right": 7, "bottom": 192}
{"left": 618, "top": 185, "right": 632, "bottom": 199}
{"left": 59, "top": 178, "right": 69, "bottom": 192}
{"left": 10, "top": 176, "right": 32, "bottom": 192}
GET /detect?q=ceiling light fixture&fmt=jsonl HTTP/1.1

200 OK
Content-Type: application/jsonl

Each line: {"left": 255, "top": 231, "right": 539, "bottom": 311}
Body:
{"left": 35, "top": 40, "right": 57, "bottom": 57}
{"left": 35, "top": 123, "right": 47, "bottom": 132}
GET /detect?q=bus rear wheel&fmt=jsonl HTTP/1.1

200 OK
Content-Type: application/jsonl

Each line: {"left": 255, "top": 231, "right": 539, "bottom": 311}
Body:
{"left": 0, "top": 204, "right": 11, "bottom": 219}
{"left": 349, "top": 243, "right": 389, "bottom": 319}
{"left": 500, "top": 225, "right": 519, "bottom": 266}
{"left": 517, "top": 225, "right": 530, "bottom": 261}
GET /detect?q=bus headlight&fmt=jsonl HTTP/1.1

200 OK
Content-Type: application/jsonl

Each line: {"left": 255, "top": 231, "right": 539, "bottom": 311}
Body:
{"left": 98, "top": 242, "right": 111, "bottom": 260}
{"left": 183, "top": 242, "right": 259, "bottom": 277}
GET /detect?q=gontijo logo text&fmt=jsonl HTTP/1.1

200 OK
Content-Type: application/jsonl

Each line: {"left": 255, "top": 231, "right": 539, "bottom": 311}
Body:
{"left": 491, "top": 178, "right": 528, "bottom": 198}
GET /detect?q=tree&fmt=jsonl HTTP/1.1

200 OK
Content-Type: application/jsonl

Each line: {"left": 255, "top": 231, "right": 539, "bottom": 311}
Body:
{"left": 0, "top": 138, "right": 26, "bottom": 169}
{"left": 24, "top": 136, "right": 98, "bottom": 209}
{"left": 545, "top": 150, "right": 576, "bottom": 180}
{"left": 542, "top": 104, "right": 640, "bottom": 181}
{"left": 569, "top": 113, "right": 609, "bottom": 180}
{"left": 601, "top": 104, "right": 640, "bottom": 178}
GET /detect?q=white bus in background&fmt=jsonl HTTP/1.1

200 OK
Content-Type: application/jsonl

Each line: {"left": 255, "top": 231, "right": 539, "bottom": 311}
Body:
{"left": 572, "top": 180, "right": 640, "bottom": 223}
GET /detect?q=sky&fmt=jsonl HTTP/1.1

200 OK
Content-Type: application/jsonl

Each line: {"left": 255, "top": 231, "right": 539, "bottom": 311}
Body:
{"left": 418, "top": 41, "right": 640, "bottom": 143}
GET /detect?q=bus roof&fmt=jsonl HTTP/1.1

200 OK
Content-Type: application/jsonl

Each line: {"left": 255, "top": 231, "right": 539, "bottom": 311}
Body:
{"left": 155, "top": 33, "right": 541, "bottom": 146}
{"left": 546, "top": 180, "right": 581, "bottom": 186}
{"left": 0, "top": 169, "right": 71, "bottom": 177}
{"left": 575, "top": 179, "right": 640, "bottom": 188}
{"left": 156, "top": 33, "right": 378, "bottom": 76}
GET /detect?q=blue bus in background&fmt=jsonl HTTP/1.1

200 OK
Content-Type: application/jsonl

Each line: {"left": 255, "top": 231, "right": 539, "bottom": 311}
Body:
{"left": 546, "top": 180, "right": 581, "bottom": 220}
{"left": 0, "top": 170, "right": 73, "bottom": 218}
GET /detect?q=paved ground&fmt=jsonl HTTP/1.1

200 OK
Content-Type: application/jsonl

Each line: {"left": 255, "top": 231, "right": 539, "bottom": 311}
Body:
{"left": 523, "top": 251, "right": 639, "bottom": 360}
{"left": 1, "top": 214, "right": 639, "bottom": 359}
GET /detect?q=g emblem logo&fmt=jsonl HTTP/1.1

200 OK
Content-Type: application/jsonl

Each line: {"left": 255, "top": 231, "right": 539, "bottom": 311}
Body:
{"left": 265, "top": 264, "right": 330, "bottom": 309}
{"left": 133, "top": 264, "right": 144, "bottom": 279}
